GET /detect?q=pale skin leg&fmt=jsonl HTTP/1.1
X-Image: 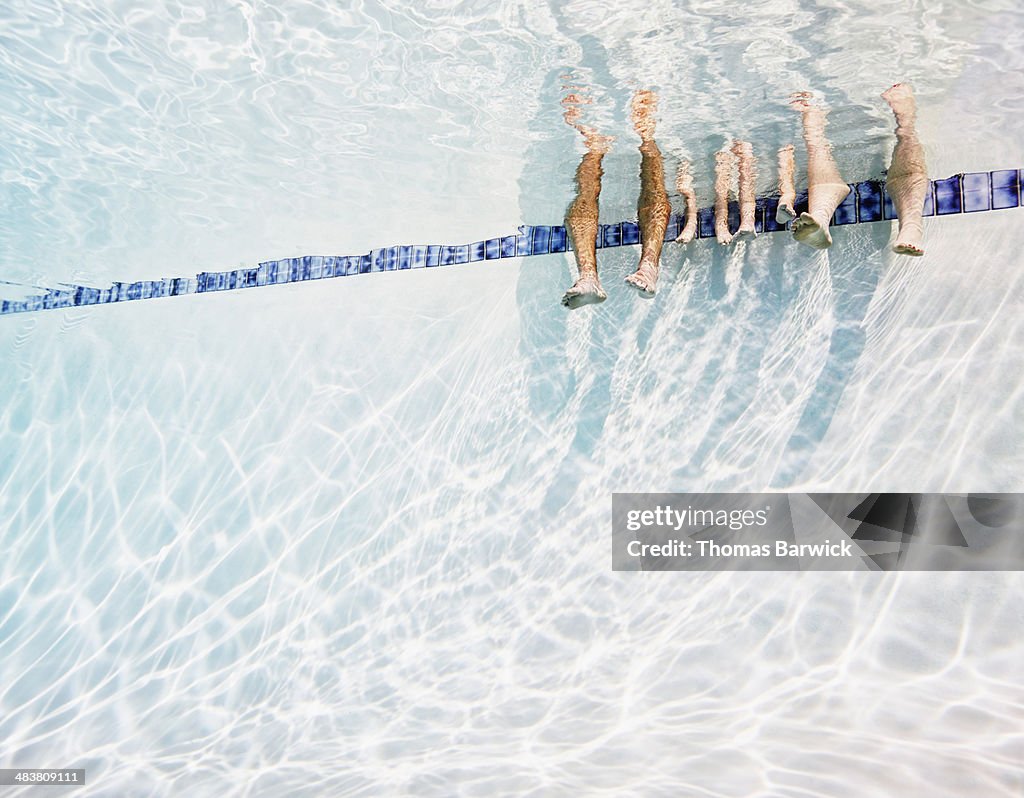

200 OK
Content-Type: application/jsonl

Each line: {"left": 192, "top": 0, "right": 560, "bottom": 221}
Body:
{"left": 625, "top": 89, "right": 672, "bottom": 296}
{"left": 562, "top": 94, "right": 614, "bottom": 308}
{"left": 776, "top": 144, "right": 796, "bottom": 223}
{"left": 733, "top": 139, "right": 756, "bottom": 238}
{"left": 790, "top": 93, "right": 850, "bottom": 250}
{"left": 882, "top": 83, "right": 927, "bottom": 256}
{"left": 714, "top": 147, "right": 734, "bottom": 245}
{"left": 675, "top": 160, "right": 697, "bottom": 244}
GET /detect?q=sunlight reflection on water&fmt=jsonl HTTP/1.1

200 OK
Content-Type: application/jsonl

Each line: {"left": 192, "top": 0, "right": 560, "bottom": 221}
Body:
{"left": 1, "top": 1, "right": 1023, "bottom": 795}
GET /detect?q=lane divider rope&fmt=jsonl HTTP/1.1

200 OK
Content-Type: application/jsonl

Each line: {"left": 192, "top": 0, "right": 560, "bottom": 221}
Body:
{"left": 2, "top": 169, "right": 1020, "bottom": 317}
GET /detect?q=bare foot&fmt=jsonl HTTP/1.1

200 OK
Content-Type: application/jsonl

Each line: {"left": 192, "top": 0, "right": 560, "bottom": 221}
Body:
{"left": 776, "top": 202, "right": 796, "bottom": 224}
{"left": 715, "top": 221, "right": 733, "bottom": 245}
{"left": 676, "top": 221, "right": 697, "bottom": 244}
{"left": 892, "top": 220, "right": 925, "bottom": 255}
{"left": 625, "top": 259, "right": 658, "bottom": 297}
{"left": 792, "top": 212, "right": 833, "bottom": 249}
{"left": 793, "top": 183, "right": 848, "bottom": 249}
{"left": 893, "top": 241, "right": 924, "bottom": 256}
{"left": 562, "top": 275, "right": 607, "bottom": 308}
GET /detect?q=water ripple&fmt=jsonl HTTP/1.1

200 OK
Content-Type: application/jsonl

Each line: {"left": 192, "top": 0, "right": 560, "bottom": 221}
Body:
{"left": 2, "top": 2, "right": 1024, "bottom": 796}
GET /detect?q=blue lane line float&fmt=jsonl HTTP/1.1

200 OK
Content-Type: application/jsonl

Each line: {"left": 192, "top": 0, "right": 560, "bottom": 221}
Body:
{"left": 2, "top": 169, "right": 1021, "bottom": 318}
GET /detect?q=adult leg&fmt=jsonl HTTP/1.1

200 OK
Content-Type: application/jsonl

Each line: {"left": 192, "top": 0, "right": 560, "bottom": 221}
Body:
{"left": 562, "top": 95, "right": 613, "bottom": 308}
{"left": 882, "top": 83, "right": 927, "bottom": 256}
{"left": 626, "top": 90, "right": 672, "bottom": 296}
{"left": 791, "top": 94, "right": 850, "bottom": 250}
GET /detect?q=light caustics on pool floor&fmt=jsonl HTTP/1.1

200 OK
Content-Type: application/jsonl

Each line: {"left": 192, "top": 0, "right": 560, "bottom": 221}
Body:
{"left": 1, "top": 170, "right": 1021, "bottom": 317}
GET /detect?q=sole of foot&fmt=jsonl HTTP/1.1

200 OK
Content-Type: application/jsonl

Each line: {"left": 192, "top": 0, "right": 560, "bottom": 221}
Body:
{"left": 792, "top": 212, "right": 833, "bottom": 249}
{"left": 561, "top": 281, "right": 607, "bottom": 309}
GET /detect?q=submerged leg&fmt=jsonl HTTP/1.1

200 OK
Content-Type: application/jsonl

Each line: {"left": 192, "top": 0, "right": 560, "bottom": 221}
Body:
{"left": 626, "top": 90, "right": 671, "bottom": 296}
{"left": 562, "top": 93, "right": 613, "bottom": 308}
{"left": 733, "top": 140, "right": 757, "bottom": 238}
{"left": 882, "top": 82, "right": 927, "bottom": 256}
{"left": 776, "top": 144, "right": 796, "bottom": 224}
{"left": 790, "top": 93, "right": 850, "bottom": 250}
{"left": 675, "top": 160, "right": 697, "bottom": 244}
{"left": 714, "top": 147, "right": 734, "bottom": 245}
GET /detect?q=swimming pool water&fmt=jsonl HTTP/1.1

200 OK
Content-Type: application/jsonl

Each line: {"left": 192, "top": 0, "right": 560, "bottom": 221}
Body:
{"left": 2, "top": 1, "right": 1023, "bottom": 795}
